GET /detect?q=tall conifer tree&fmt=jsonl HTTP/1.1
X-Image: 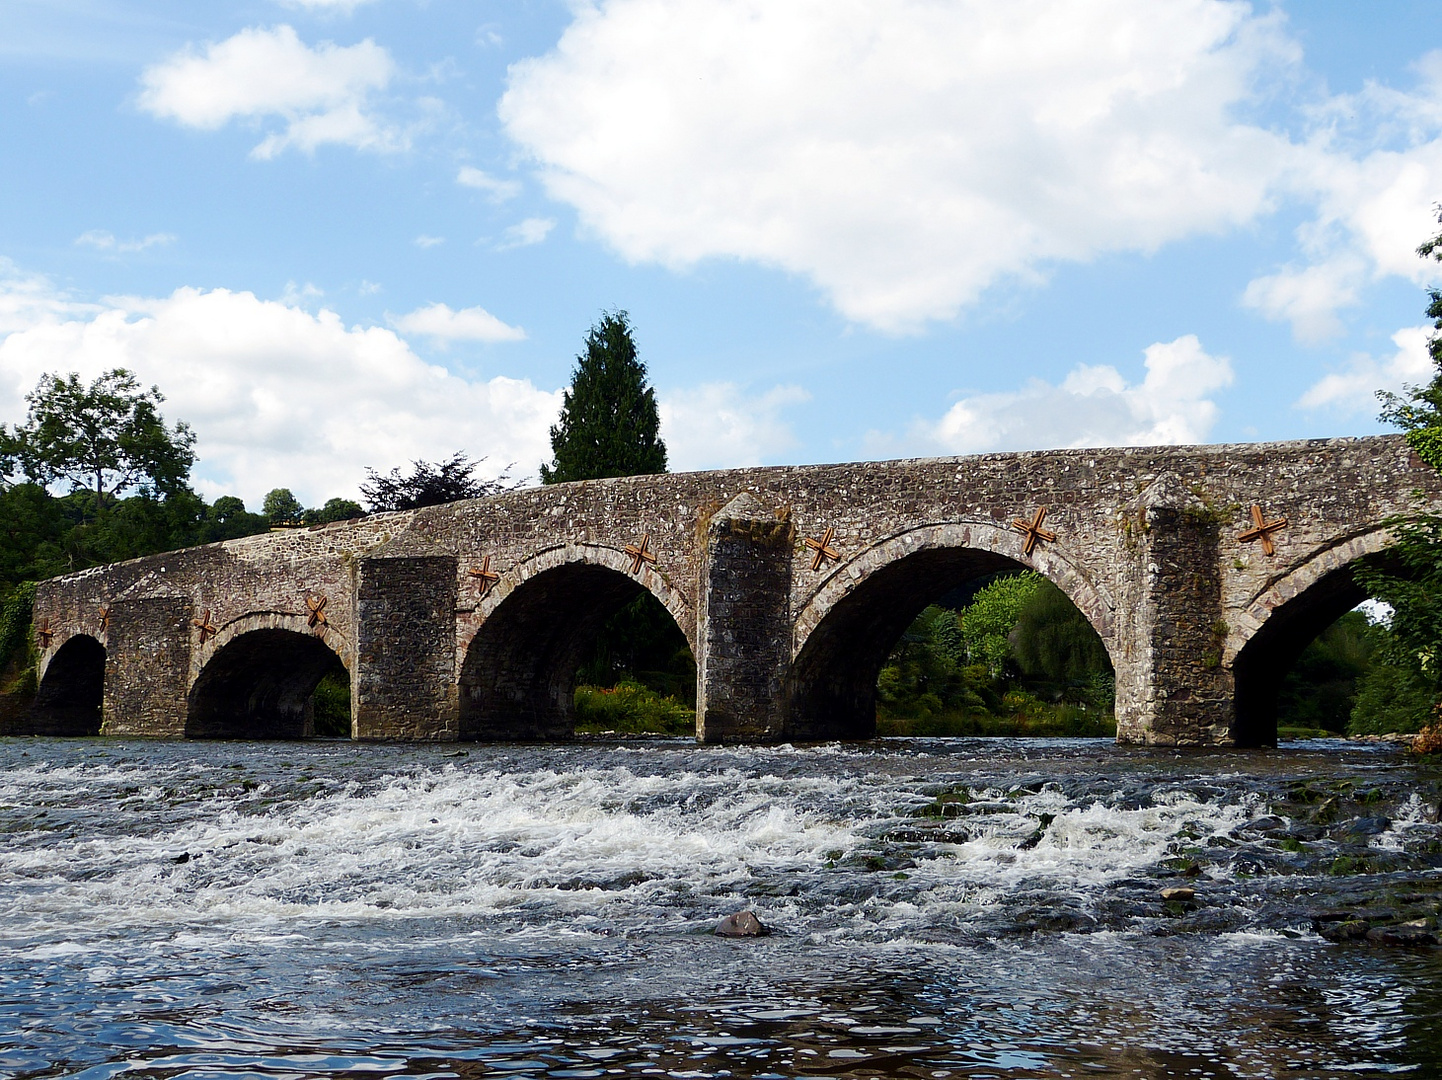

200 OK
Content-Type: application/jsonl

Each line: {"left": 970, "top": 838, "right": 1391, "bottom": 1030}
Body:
{"left": 541, "top": 312, "right": 667, "bottom": 483}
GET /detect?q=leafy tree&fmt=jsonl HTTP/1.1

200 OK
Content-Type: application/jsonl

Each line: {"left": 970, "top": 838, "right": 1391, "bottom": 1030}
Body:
{"left": 540, "top": 311, "right": 667, "bottom": 484}
{"left": 263, "top": 488, "right": 305, "bottom": 526}
{"left": 1011, "top": 579, "right": 1112, "bottom": 688}
{"left": 1276, "top": 611, "right": 1376, "bottom": 733}
{"left": 8, "top": 369, "right": 195, "bottom": 518}
{"left": 361, "top": 452, "right": 510, "bottom": 512}
{"left": 960, "top": 572, "right": 1041, "bottom": 676}
{"left": 307, "top": 497, "right": 364, "bottom": 525}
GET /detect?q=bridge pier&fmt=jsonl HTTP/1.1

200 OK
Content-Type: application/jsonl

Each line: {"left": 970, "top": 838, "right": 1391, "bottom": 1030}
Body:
{"left": 100, "top": 597, "right": 193, "bottom": 737}
{"left": 1114, "top": 475, "right": 1235, "bottom": 746}
{"left": 696, "top": 493, "right": 793, "bottom": 743}
{"left": 355, "top": 556, "right": 459, "bottom": 740}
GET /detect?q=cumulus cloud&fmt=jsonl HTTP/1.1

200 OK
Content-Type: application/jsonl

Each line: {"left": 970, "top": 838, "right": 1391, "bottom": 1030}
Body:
{"left": 497, "top": 217, "right": 555, "bottom": 249}
{"left": 659, "top": 382, "right": 810, "bottom": 471}
{"left": 891, "top": 336, "right": 1233, "bottom": 455}
{"left": 457, "top": 166, "right": 521, "bottom": 201}
{"left": 413, "top": 234, "right": 445, "bottom": 248}
{"left": 0, "top": 271, "right": 557, "bottom": 506}
{"left": 389, "top": 302, "right": 527, "bottom": 343}
{"left": 500, "top": 0, "right": 1294, "bottom": 332}
{"left": 75, "top": 230, "right": 176, "bottom": 254}
{"left": 1296, "top": 325, "right": 1435, "bottom": 416}
{"left": 138, "top": 25, "right": 401, "bottom": 158}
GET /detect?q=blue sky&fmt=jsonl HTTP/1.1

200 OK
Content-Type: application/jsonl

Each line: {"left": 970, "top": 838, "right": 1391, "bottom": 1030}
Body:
{"left": 4, "top": 0, "right": 1442, "bottom": 507}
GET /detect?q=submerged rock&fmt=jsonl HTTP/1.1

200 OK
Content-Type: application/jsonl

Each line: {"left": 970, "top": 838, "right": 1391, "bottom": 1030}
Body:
{"left": 1365, "top": 919, "right": 1438, "bottom": 947}
{"left": 716, "top": 910, "right": 768, "bottom": 937}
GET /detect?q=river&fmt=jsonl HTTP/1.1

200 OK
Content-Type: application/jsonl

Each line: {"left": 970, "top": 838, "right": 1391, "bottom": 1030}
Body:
{"left": 2, "top": 736, "right": 1441, "bottom": 1078}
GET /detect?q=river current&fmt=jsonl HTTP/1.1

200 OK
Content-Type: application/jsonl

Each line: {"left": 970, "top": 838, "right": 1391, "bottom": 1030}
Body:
{"left": 3, "top": 736, "right": 1441, "bottom": 1079}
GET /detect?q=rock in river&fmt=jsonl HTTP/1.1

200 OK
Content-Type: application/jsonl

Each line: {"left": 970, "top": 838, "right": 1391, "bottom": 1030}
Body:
{"left": 716, "top": 911, "right": 768, "bottom": 937}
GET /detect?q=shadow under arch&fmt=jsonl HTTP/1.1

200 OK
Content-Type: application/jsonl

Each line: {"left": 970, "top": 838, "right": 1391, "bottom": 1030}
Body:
{"left": 459, "top": 546, "right": 695, "bottom": 741}
{"left": 1230, "top": 529, "right": 1392, "bottom": 747}
{"left": 28, "top": 634, "right": 106, "bottom": 736}
{"left": 187, "top": 627, "right": 348, "bottom": 739}
{"left": 787, "top": 523, "right": 1115, "bottom": 741}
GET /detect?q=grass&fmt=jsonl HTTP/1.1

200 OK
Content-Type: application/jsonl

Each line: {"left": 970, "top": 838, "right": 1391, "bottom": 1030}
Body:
{"left": 877, "top": 701, "right": 1116, "bottom": 738}
{"left": 574, "top": 680, "right": 695, "bottom": 736}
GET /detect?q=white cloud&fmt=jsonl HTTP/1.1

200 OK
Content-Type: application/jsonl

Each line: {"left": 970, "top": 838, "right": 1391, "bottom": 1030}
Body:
{"left": 138, "top": 25, "right": 401, "bottom": 159}
{"left": 456, "top": 166, "right": 521, "bottom": 201}
{"left": 1241, "top": 255, "right": 1367, "bottom": 343}
{"left": 75, "top": 230, "right": 176, "bottom": 254}
{"left": 497, "top": 217, "right": 555, "bottom": 249}
{"left": 414, "top": 234, "right": 445, "bottom": 248}
{"left": 1242, "top": 54, "right": 1442, "bottom": 338}
{"left": 659, "top": 382, "right": 809, "bottom": 470}
{"left": 1296, "top": 325, "right": 1435, "bottom": 415}
{"left": 389, "top": 302, "right": 527, "bottom": 343}
{"left": 895, "top": 335, "right": 1233, "bottom": 455}
{"left": 500, "top": 0, "right": 1294, "bottom": 332}
{"left": 0, "top": 271, "right": 558, "bottom": 506}
{"left": 280, "top": 0, "right": 378, "bottom": 11}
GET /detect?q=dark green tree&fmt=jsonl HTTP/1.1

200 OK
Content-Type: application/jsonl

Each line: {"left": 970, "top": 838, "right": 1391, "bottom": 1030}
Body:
{"left": 540, "top": 311, "right": 667, "bottom": 483}
{"left": 262, "top": 488, "right": 305, "bottom": 526}
{"left": 307, "top": 497, "right": 365, "bottom": 525}
{"left": 361, "top": 452, "right": 509, "bottom": 512}
{"left": 8, "top": 369, "right": 195, "bottom": 519}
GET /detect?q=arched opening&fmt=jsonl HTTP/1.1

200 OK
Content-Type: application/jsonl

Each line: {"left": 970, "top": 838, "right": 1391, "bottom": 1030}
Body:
{"left": 187, "top": 628, "right": 349, "bottom": 739}
{"left": 788, "top": 547, "right": 1114, "bottom": 741}
{"left": 1233, "top": 555, "right": 1422, "bottom": 746}
{"left": 28, "top": 635, "right": 105, "bottom": 736}
{"left": 460, "top": 562, "right": 694, "bottom": 740}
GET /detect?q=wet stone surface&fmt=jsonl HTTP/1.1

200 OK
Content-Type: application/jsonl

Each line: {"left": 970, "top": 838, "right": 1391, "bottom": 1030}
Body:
{"left": 3, "top": 735, "right": 1442, "bottom": 1077}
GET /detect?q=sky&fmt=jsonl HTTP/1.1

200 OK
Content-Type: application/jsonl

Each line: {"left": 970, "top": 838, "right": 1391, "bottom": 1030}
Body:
{"left": 4, "top": 0, "right": 1442, "bottom": 508}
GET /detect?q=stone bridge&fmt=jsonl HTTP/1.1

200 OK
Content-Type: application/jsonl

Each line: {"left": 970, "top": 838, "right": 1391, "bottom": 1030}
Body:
{"left": 21, "top": 435, "right": 1442, "bottom": 747}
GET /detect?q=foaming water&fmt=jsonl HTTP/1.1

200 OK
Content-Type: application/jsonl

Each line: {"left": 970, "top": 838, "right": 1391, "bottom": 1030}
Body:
{"left": 3, "top": 736, "right": 1441, "bottom": 1077}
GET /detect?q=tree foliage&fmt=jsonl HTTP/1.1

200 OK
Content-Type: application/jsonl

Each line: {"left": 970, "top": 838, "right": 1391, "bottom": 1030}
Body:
{"left": 540, "top": 311, "right": 667, "bottom": 484}
{"left": 361, "top": 452, "right": 511, "bottom": 512}
{"left": 959, "top": 572, "right": 1041, "bottom": 676}
{"left": 1356, "top": 209, "right": 1442, "bottom": 728}
{"left": 5, "top": 369, "right": 195, "bottom": 517}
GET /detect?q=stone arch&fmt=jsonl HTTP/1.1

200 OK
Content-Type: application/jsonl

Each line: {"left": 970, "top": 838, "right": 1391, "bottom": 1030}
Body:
{"left": 458, "top": 543, "right": 696, "bottom": 741}
{"left": 787, "top": 521, "right": 1115, "bottom": 740}
{"left": 187, "top": 617, "right": 349, "bottom": 740}
{"left": 1228, "top": 527, "right": 1392, "bottom": 747}
{"left": 28, "top": 633, "right": 106, "bottom": 736}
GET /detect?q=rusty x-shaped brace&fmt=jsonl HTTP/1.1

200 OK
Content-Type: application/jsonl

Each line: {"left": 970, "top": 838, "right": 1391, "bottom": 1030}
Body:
{"left": 624, "top": 535, "right": 657, "bottom": 575}
{"left": 36, "top": 621, "right": 53, "bottom": 650}
{"left": 306, "top": 595, "right": 329, "bottom": 635}
{"left": 468, "top": 555, "right": 500, "bottom": 598}
{"left": 1011, "top": 507, "right": 1057, "bottom": 556}
{"left": 1238, "top": 504, "right": 1287, "bottom": 557}
{"left": 193, "top": 610, "right": 218, "bottom": 644}
{"left": 804, "top": 526, "right": 841, "bottom": 572}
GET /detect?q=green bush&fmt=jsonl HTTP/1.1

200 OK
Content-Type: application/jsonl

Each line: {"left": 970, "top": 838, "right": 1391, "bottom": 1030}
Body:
{"left": 574, "top": 679, "right": 694, "bottom": 735}
{"left": 311, "top": 669, "right": 351, "bottom": 737}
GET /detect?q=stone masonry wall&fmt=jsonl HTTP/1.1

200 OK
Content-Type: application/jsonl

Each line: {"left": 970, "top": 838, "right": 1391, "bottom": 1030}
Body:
{"left": 27, "top": 435, "right": 1442, "bottom": 744}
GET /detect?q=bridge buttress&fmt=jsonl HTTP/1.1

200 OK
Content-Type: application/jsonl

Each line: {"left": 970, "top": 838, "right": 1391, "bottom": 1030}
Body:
{"left": 697, "top": 493, "right": 793, "bottom": 743}
{"left": 101, "top": 596, "right": 193, "bottom": 737}
{"left": 1114, "top": 475, "right": 1234, "bottom": 746}
{"left": 354, "top": 555, "right": 459, "bottom": 740}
